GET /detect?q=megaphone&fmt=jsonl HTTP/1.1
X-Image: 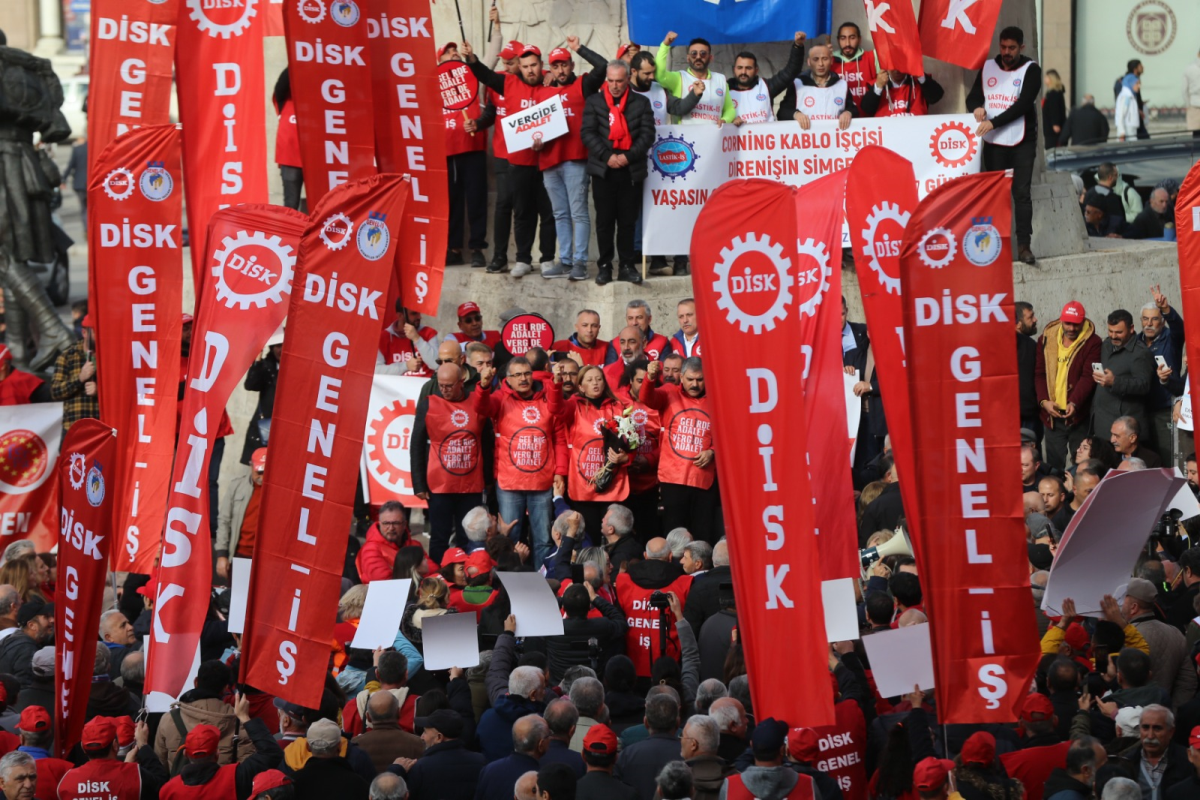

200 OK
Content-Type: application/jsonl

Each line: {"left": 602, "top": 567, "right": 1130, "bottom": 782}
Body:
{"left": 859, "top": 532, "right": 912, "bottom": 569}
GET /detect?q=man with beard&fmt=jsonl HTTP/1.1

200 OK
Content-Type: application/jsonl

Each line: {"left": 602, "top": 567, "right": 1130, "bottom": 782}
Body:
{"left": 378, "top": 301, "right": 439, "bottom": 377}
{"left": 613, "top": 301, "right": 670, "bottom": 361}
{"left": 629, "top": 51, "right": 702, "bottom": 127}
{"left": 1138, "top": 286, "right": 1185, "bottom": 460}
{"left": 860, "top": 67, "right": 945, "bottom": 117}
{"left": 831, "top": 22, "right": 877, "bottom": 113}
{"left": 727, "top": 32, "right": 807, "bottom": 125}
{"left": 1035, "top": 301, "right": 1102, "bottom": 470}
{"left": 660, "top": 354, "right": 683, "bottom": 385}
{"left": 603, "top": 327, "right": 646, "bottom": 389}
{"left": 966, "top": 27, "right": 1042, "bottom": 265}
{"left": 641, "top": 359, "right": 720, "bottom": 543}
{"left": 653, "top": 32, "right": 734, "bottom": 125}
{"left": 1016, "top": 301, "right": 1040, "bottom": 440}
{"left": 552, "top": 310, "right": 616, "bottom": 366}
{"left": 778, "top": 42, "right": 857, "bottom": 131}
{"left": 0, "top": 600, "right": 53, "bottom": 692}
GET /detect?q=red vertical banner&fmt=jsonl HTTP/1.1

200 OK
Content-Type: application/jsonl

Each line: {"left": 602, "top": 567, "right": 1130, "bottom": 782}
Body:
{"left": 86, "top": 0, "right": 180, "bottom": 170}
{"left": 795, "top": 172, "right": 858, "bottom": 581}
{"left": 367, "top": 0, "right": 449, "bottom": 317}
{"left": 864, "top": 0, "right": 923, "bottom": 75}
{"left": 846, "top": 146, "right": 922, "bottom": 545}
{"left": 175, "top": 0, "right": 270, "bottom": 290}
{"left": 144, "top": 205, "right": 308, "bottom": 710}
{"left": 285, "top": 0, "right": 378, "bottom": 209}
{"left": 0, "top": 405, "right": 63, "bottom": 551}
{"left": 89, "top": 124, "right": 184, "bottom": 573}
{"left": 1178, "top": 163, "right": 1200, "bottom": 418}
{"left": 899, "top": 171, "right": 1039, "bottom": 723}
{"left": 917, "top": 0, "right": 1004, "bottom": 71}
{"left": 241, "top": 175, "right": 410, "bottom": 707}
{"left": 55, "top": 420, "right": 118, "bottom": 756}
{"left": 690, "top": 180, "right": 834, "bottom": 728}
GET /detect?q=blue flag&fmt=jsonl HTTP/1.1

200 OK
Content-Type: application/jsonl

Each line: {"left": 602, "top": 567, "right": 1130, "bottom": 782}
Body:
{"left": 627, "top": 0, "right": 829, "bottom": 47}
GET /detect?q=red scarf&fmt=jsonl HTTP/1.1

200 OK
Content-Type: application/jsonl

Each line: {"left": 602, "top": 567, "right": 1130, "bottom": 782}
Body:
{"left": 605, "top": 89, "right": 632, "bottom": 151}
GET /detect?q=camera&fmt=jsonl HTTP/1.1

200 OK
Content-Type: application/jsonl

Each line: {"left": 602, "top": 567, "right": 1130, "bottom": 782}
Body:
{"left": 648, "top": 590, "right": 670, "bottom": 610}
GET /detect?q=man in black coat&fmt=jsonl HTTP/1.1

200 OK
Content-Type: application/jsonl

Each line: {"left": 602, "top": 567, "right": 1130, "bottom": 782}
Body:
{"left": 1115, "top": 705, "right": 1192, "bottom": 798}
{"left": 291, "top": 719, "right": 368, "bottom": 800}
{"left": 857, "top": 454, "right": 903, "bottom": 545}
{"left": 684, "top": 540, "right": 732, "bottom": 632}
{"left": 390, "top": 709, "right": 486, "bottom": 800}
{"left": 1015, "top": 302, "right": 1040, "bottom": 439}
{"left": 1058, "top": 95, "right": 1110, "bottom": 146}
{"left": 580, "top": 59, "right": 654, "bottom": 286}
{"left": 546, "top": 583, "right": 626, "bottom": 683}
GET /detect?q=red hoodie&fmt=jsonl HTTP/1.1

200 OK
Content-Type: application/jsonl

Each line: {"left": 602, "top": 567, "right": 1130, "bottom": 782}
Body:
{"left": 355, "top": 523, "right": 438, "bottom": 583}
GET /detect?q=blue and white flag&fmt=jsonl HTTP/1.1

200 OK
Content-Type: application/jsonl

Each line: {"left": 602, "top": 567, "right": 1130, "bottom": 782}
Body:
{"left": 627, "top": 0, "right": 829, "bottom": 47}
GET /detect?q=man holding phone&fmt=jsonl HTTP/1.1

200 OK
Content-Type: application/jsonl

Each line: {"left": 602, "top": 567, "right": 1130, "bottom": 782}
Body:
{"left": 1035, "top": 301, "right": 1102, "bottom": 470}
{"left": 1092, "top": 308, "right": 1157, "bottom": 456}
{"left": 1139, "top": 285, "right": 1186, "bottom": 463}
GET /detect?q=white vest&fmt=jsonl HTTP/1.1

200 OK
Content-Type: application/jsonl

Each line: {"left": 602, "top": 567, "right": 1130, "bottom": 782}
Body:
{"left": 677, "top": 70, "right": 727, "bottom": 125}
{"left": 633, "top": 82, "right": 670, "bottom": 127}
{"left": 729, "top": 78, "right": 775, "bottom": 124}
{"left": 981, "top": 59, "right": 1035, "bottom": 146}
{"left": 792, "top": 79, "right": 849, "bottom": 121}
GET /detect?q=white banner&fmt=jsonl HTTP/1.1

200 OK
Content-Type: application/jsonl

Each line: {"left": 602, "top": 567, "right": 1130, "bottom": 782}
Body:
{"left": 501, "top": 94, "right": 569, "bottom": 153}
{"left": 642, "top": 114, "right": 983, "bottom": 254}
{"left": 361, "top": 375, "right": 428, "bottom": 508}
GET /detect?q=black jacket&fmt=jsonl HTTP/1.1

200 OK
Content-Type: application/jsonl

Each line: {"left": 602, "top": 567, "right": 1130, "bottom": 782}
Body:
{"left": 0, "top": 631, "right": 39, "bottom": 691}
{"left": 580, "top": 89, "right": 656, "bottom": 182}
{"left": 858, "top": 482, "right": 904, "bottom": 546}
{"left": 577, "top": 769, "right": 639, "bottom": 800}
{"left": 1116, "top": 741, "right": 1193, "bottom": 797}
{"left": 390, "top": 739, "right": 486, "bottom": 800}
{"left": 605, "top": 535, "right": 643, "bottom": 572}
{"left": 966, "top": 55, "right": 1042, "bottom": 148}
{"left": 1042, "top": 88, "right": 1066, "bottom": 149}
{"left": 293, "top": 755, "right": 369, "bottom": 800}
{"left": 1167, "top": 773, "right": 1200, "bottom": 800}
{"left": 1042, "top": 768, "right": 1091, "bottom": 800}
{"left": 14, "top": 675, "right": 52, "bottom": 714}
{"left": 730, "top": 40, "right": 806, "bottom": 99}
{"left": 1059, "top": 104, "right": 1110, "bottom": 146}
{"left": 241, "top": 354, "right": 279, "bottom": 464}
{"left": 778, "top": 71, "right": 860, "bottom": 121}
{"left": 545, "top": 596, "right": 627, "bottom": 683}
{"left": 1018, "top": 332, "right": 1038, "bottom": 420}
{"left": 684, "top": 565, "right": 732, "bottom": 632}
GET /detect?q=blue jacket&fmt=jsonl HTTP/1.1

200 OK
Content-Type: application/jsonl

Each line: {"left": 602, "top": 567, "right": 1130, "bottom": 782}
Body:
{"left": 540, "top": 739, "right": 585, "bottom": 778}
{"left": 475, "top": 694, "right": 546, "bottom": 762}
{"left": 391, "top": 739, "right": 486, "bottom": 800}
{"left": 473, "top": 751, "right": 541, "bottom": 800}
{"left": 1139, "top": 306, "right": 1186, "bottom": 411}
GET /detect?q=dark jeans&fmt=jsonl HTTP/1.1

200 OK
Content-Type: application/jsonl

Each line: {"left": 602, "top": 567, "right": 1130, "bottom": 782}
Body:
{"left": 493, "top": 157, "right": 514, "bottom": 260}
{"left": 427, "top": 491, "right": 481, "bottom": 563}
{"left": 448, "top": 151, "right": 488, "bottom": 251}
{"left": 208, "top": 437, "right": 225, "bottom": 538}
{"left": 592, "top": 168, "right": 641, "bottom": 267}
{"left": 624, "top": 487, "right": 661, "bottom": 544}
{"left": 508, "top": 163, "right": 557, "bottom": 264}
{"left": 661, "top": 481, "right": 723, "bottom": 545}
{"left": 1043, "top": 420, "right": 1088, "bottom": 472}
{"left": 280, "top": 165, "right": 305, "bottom": 212}
{"left": 982, "top": 140, "right": 1036, "bottom": 246}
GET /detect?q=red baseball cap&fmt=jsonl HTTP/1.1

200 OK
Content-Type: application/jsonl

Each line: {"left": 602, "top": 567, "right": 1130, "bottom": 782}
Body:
{"left": 457, "top": 301, "right": 481, "bottom": 319}
{"left": 436, "top": 42, "right": 458, "bottom": 59}
{"left": 137, "top": 572, "right": 159, "bottom": 599}
{"left": 583, "top": 723, "right": 618, "bottom": 754}
{"left": 499, "top": 40, "right": 523, "bottom": 60}
{"left": 465, "top": 549, "right": 495, "bottom": 577}
{"left": 913, "top": 757, "right": 953, "bottom": 791}
{"left": 521, "top": 45, "right": 542, "bottom": 58}
{"left": 82, "top": 717, "right": 117, "bottom": 750}
{"left": 441, "top": 547, "right": 469, "bottom": 568}
{"left": 1019, "top": 693, "right": 1056, "bottom": 722}
{"left": 1190, "top": 725, "right": 1200, "bottom": 750}
{"left": 961, "top": 731, "right": 996, "bottom": 766}
{"left": 615, "top": 43, "right": 634, "bottom": 59}
{"left": 184, "top": 724, "right": 221, "bottom": 758}
{"left": 114, "top": 715, "right": 135, "bottom": 747}
{"left": 1061, "top": 301, "right": 1086, "bottom": 324}
{"left": 787, "top": 727, "right": 819, "bottom": 762}
{"left": 252, "top": 769, "right": 292, "bottom": 798}
{"left": 251, "top": 448, "right": 268, "bottom": 472}
{"left": 81, "top": 314, "right": 94, "bottom": 329}
{"left": 548, "top": 47, "right": 571, "bottom": 64}
{"left": 17, "top": 706, "right": 50, "bottom": 733}
{"left": 181, "top": 313, "right": 194, "bottom": 324}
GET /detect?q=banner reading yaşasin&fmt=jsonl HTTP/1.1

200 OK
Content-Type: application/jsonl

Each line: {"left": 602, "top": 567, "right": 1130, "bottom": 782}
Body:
{"left": 899, "top": 171, "right": 1040, "bottom": 723}
{"left": 144, "top": 205, "right": 308, "bottom": 711}
{"left": 367, "top": 0, "right": 449, "bottom": 317}
{"left": 175, "top": 0, "right": 269, "bottom": 291}
{"left": 89, "top": 124, "right": 183, "bottom": 573}
{"left": 690, "top": 179, "right": 834, "bottom": 727}
{"left": 55, "top": 419, "right": 118, "bottom": 756}
{"left": 241, "top": 175, "right": 410, "bottom": 707}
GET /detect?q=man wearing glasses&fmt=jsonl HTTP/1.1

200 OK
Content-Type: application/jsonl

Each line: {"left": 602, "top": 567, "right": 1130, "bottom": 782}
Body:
{"left": 654, "top": 32, "right": 736, "bottom": 125}
{"left": 446, "top": 301, "right": 501, "bottom": 351}
{"left": 356, "top": 500, "right": 432, "bottom": 583}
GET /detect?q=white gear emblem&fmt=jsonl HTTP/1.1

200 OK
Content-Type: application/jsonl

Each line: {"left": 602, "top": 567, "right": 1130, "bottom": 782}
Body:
{"left": 210, "top": 230, "right": 296, "bottom": 310}
{"left": 861, "top": 202, "right": 910, "bottom": 295}
{"left": 365, "top": 398, "right": 418, "bottom": 496}
{"left": 630, "top": 409, "right": 648, "bottom": 427}
{"left": 521, "top": 406, "right": 541, "bottom": 424}
{"left": 319, "top": 213, "right": 353, "bottom": 251}
{"left": 102, "top": 168, "right": 136, "bottom": 201}
{"left": 186, "top": 0, "right": 258, "bottom": 38}
{"left": 712, "top": 233, "right": 793, "bottom": 334}
{"left": 917, "top": 227, "right": 957, "bottom": 269}
{"left": 450, "top": 409, "right": 470, "bottom": 428}
{"left": 67, "top": 452, "right": 86, "bottom": 490}
{"left": 794, "top": 238, "right": 831, "bottom": 319}
{"left": 297, "top": 0, "right": 326, "bottom": 24}
{"left": 592, "top": 418, "right": 606, "bottom": 436}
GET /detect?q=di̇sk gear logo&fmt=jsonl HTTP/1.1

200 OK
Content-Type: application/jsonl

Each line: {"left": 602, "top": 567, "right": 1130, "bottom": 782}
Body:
{"left": 630, "top": 408, "right": 648, "bottom": 427}
{"left": 297, "top": 0, "right": 326, "bottom": 24}
{"left": 210, "top": 230, "right": 297, "bottom": 310}
{"left": 67, "top": 452, "right": 87, "bottom": 491}
{"left": 712, "top": 233, "right": 792, "bottom": 334}
{"left": 794, "top": 238, "right": 831, "bottom": 318}
{"left": 917, "top": 227, "right": 957, "bottom": 269}
{"left": 521, "top": 406, "right": 541, "bottom": 424}
{"left": 187, "top": 0, "right": 258, "bottom": 38}
{"left": 320, "top": 213, "right": 353, "bottom": 251}
{"left": 929, "top": 120, "right": 977, "bottom": 170}
{"left": 861, "top": 202, "right": 910, "bottom": 295}
{"left": 365, "top": 397, "right": 418, "bottom": 498}
{"left": 102, "top": 168, "right": 136, "bottom": 202}
{"left": 0, "top": 429, "right": 51, "bottom": 495}
{"left": 450, "top": 409, "right": 470, "bottom": 429}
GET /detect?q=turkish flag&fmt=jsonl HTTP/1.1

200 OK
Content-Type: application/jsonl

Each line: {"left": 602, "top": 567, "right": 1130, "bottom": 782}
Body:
{"left": 865, "top": 0, "right": 924, "bottom": 76}
{"left": 1179, "top": 162, "right": 1200, "bottom": 421}
{"left": 918, "top": 0, "right": 1004, "bottom": 71}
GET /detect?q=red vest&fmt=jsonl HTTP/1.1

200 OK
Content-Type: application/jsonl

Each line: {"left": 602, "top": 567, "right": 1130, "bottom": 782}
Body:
{"left": 58, "top": 759, "right": 142, "bottom": 800}
{"left": 448, "top": 330, "right": 502, "bottom": 351}
{"left": 641, "top": 383, "right": 715, "bottom": 490}
{"left": 551, "top": 338, "right": 609, "bottom": 366}
{"left": 379, "top": 325, "right": 438, "bottom": 377}
{"left": 445, "top": 96, "right": 488, "bottom": 157}
{"left": 500, "top": 73, "right": 543, "bottom": 167}
{"left": 615, "top": 392, "right": 661, "bottom": 495}
{"left": 615, "top": 571, "right": 692, "bottom": 676}
{"left": 999, "top": 741, "right": 1071, "bottom": 800}
{"left": 552, "top": 394, "right": 630, "bottom": 503}
{"left": 538, "top": 77, "right": 590, "bottom": 169}
{"left": 811, "top": 700, "right": 868, "bottom": 800}
{"left": 479, "top": 388, "right": 561, "bottom": 491}
{"left": 424, "top": 393, "right": 486, "bottom": 494}
{"left": 832, "top": 54, "right": 877, "bottom": 112}
{"left": 160, "top": 764, "right": 237, "bottom": 799}
{"left": 610, "top": 333, "right": 670, "bottom": 362}
{"left": 35, "top": 757, "right": 73, "bottom": 800}
{"left": 342, "top": 691, "right": 419, "bottom": 736}
{"left": 724, "top": 771, "right": 815, "bottom": 800}
{"left": 0, "top": 369, "right": 44, "bottom": 405}
{"left": 274, "top": 98, "right": 302, "bottom": 167}
{"left": 488, "top": 86, "right": 510, "bottom": 161}
{"left": 873, "top": 80, "right": 929, "bottom": 117}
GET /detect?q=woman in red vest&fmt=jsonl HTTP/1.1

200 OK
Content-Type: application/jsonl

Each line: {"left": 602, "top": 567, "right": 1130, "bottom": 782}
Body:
{"left": 547, "top": 362, "right": 631, "bottom": 542}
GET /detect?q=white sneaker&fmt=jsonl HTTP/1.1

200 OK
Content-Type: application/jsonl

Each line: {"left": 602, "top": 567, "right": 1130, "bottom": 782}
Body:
{"left": 540, "top": 261, "right": 555, "bottom": 273}
{"left": 512, "top": 262, "right": 532, "bottom": 277}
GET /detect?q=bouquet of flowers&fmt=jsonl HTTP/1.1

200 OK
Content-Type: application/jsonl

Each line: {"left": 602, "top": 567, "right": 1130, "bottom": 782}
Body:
{"left": 592, "top": 407, "right": 643, "bottom": 492}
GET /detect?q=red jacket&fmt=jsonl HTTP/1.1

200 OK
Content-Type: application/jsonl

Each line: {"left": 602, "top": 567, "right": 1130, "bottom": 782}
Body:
{"left": 355, "top": 523, "right": 436, "bottom": 583}
{"left": 0, "top": 370, "right": 44, "bottom": 405}
{"left": 999, "top": 740, "right": 1070, "bottom": 800}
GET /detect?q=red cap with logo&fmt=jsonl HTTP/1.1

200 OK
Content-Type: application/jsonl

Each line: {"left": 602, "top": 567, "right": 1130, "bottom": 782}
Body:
{"left": 441, "top": 547, "right": 469, "bottom": 567}
{"left": 251, "top": 448, "right": 268, "bottom": 472}
{"left": 1190, "top": 725, "right": 1200, "bottom": 749}
{"left": 583, "top": 723, "right": 618, "bottom": 754}
{"left": 548, "top": 47, "right": 571, "bottom": 63}
{"left": 457, "top": 302, "right": 481, "bottom": 319}
{"left": 521, "top": 45, "right": 542, "bottom": 58}
{"left": 786, "top": 727, "right": 819, "bottom": 763}
{"left": 114, "top": 715, "right": 135, "bottom": 747}
{"left": 615, "top": 43, "right": 634, "bottom": 60}
{"left": 252, "top": 769, "right": 292, "bottom": 798}
{"left": 1061, "top": 301, "right": 1086, "bottom": 324}
{"left": 499, "top": 40, "right": 523, "bottom": 59}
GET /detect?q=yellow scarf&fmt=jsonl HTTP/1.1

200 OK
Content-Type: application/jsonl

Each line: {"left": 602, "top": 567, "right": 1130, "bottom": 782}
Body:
{"left": 1053, "top": 324, "right": 1089, "bottom": 408}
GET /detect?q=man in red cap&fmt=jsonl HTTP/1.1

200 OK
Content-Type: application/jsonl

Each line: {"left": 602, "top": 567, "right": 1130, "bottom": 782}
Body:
{"left": 1164, "top": 726, "right": 1200, "bottom": 798}
{"left": 576, "top": 724, "right": 635, "bottom": 800}
{"left": 57, "top": 716, "right": 166, "bottom": 800}
{"left": 49, "top": 315, "right": 99, "bottom": 431}
{"left": 377, "top": 300, "right": 439, "bottom": 377}
{"left": 912, "top": 757, "right": 961, "bottom": 799}
{"left": 448, "top": 550, "right": 500, "bottom": 618}
{"left": 249, "top": 769, "right": 292, "bottom": 800}
{"left": 13, "top": 705, "right": 72, "bottom": 798}
{"left": 0, "top": 345, "right": 49, "bottom": 405}
{"left": 998, "top": 694, "right": 1069, "bottom": 800}
{"left": 1035, "top": 300, "right": 1102, "bottom": 470}
{"left": 445, "top": 302, "right": 501, "bottom": 350}
{"left": 158, "top": 695, "right": 285, "bottom": 799}
{"left": 957, "top": 732, "right": 1023, "bottom": 799}
{"left": 215, "top": 447, "right": 268, "bottom": 580}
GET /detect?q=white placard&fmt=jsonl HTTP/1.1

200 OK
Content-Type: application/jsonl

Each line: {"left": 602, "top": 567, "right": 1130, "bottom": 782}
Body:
{"left": 350, "top": 579, "right": 412, "bottom": 650}
{"left": 227, "top": 557, "right": 252, "bottom": 635}
{"left": 822, "top": 578, "right": 859, "bottom": 642}
{"left": 422, "top": 612, "right": 480, "bottom": 670}
{"left": 501, "top": 94, "right": 569, "bottom": 153}
{"left": 1178, "top": 383, "right": 1192, "bottom": 432}
{"left": 861, "top": 624, "right": 934, "bottom": 696}
{"left": 1171, "top": 468, "right": 1200, "bottom": 521}
{"left": 844, "top": 372, "right": 861, "bottom": 466}
{"left": 497, "top": 571, "right": 566, "bottom": 637}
